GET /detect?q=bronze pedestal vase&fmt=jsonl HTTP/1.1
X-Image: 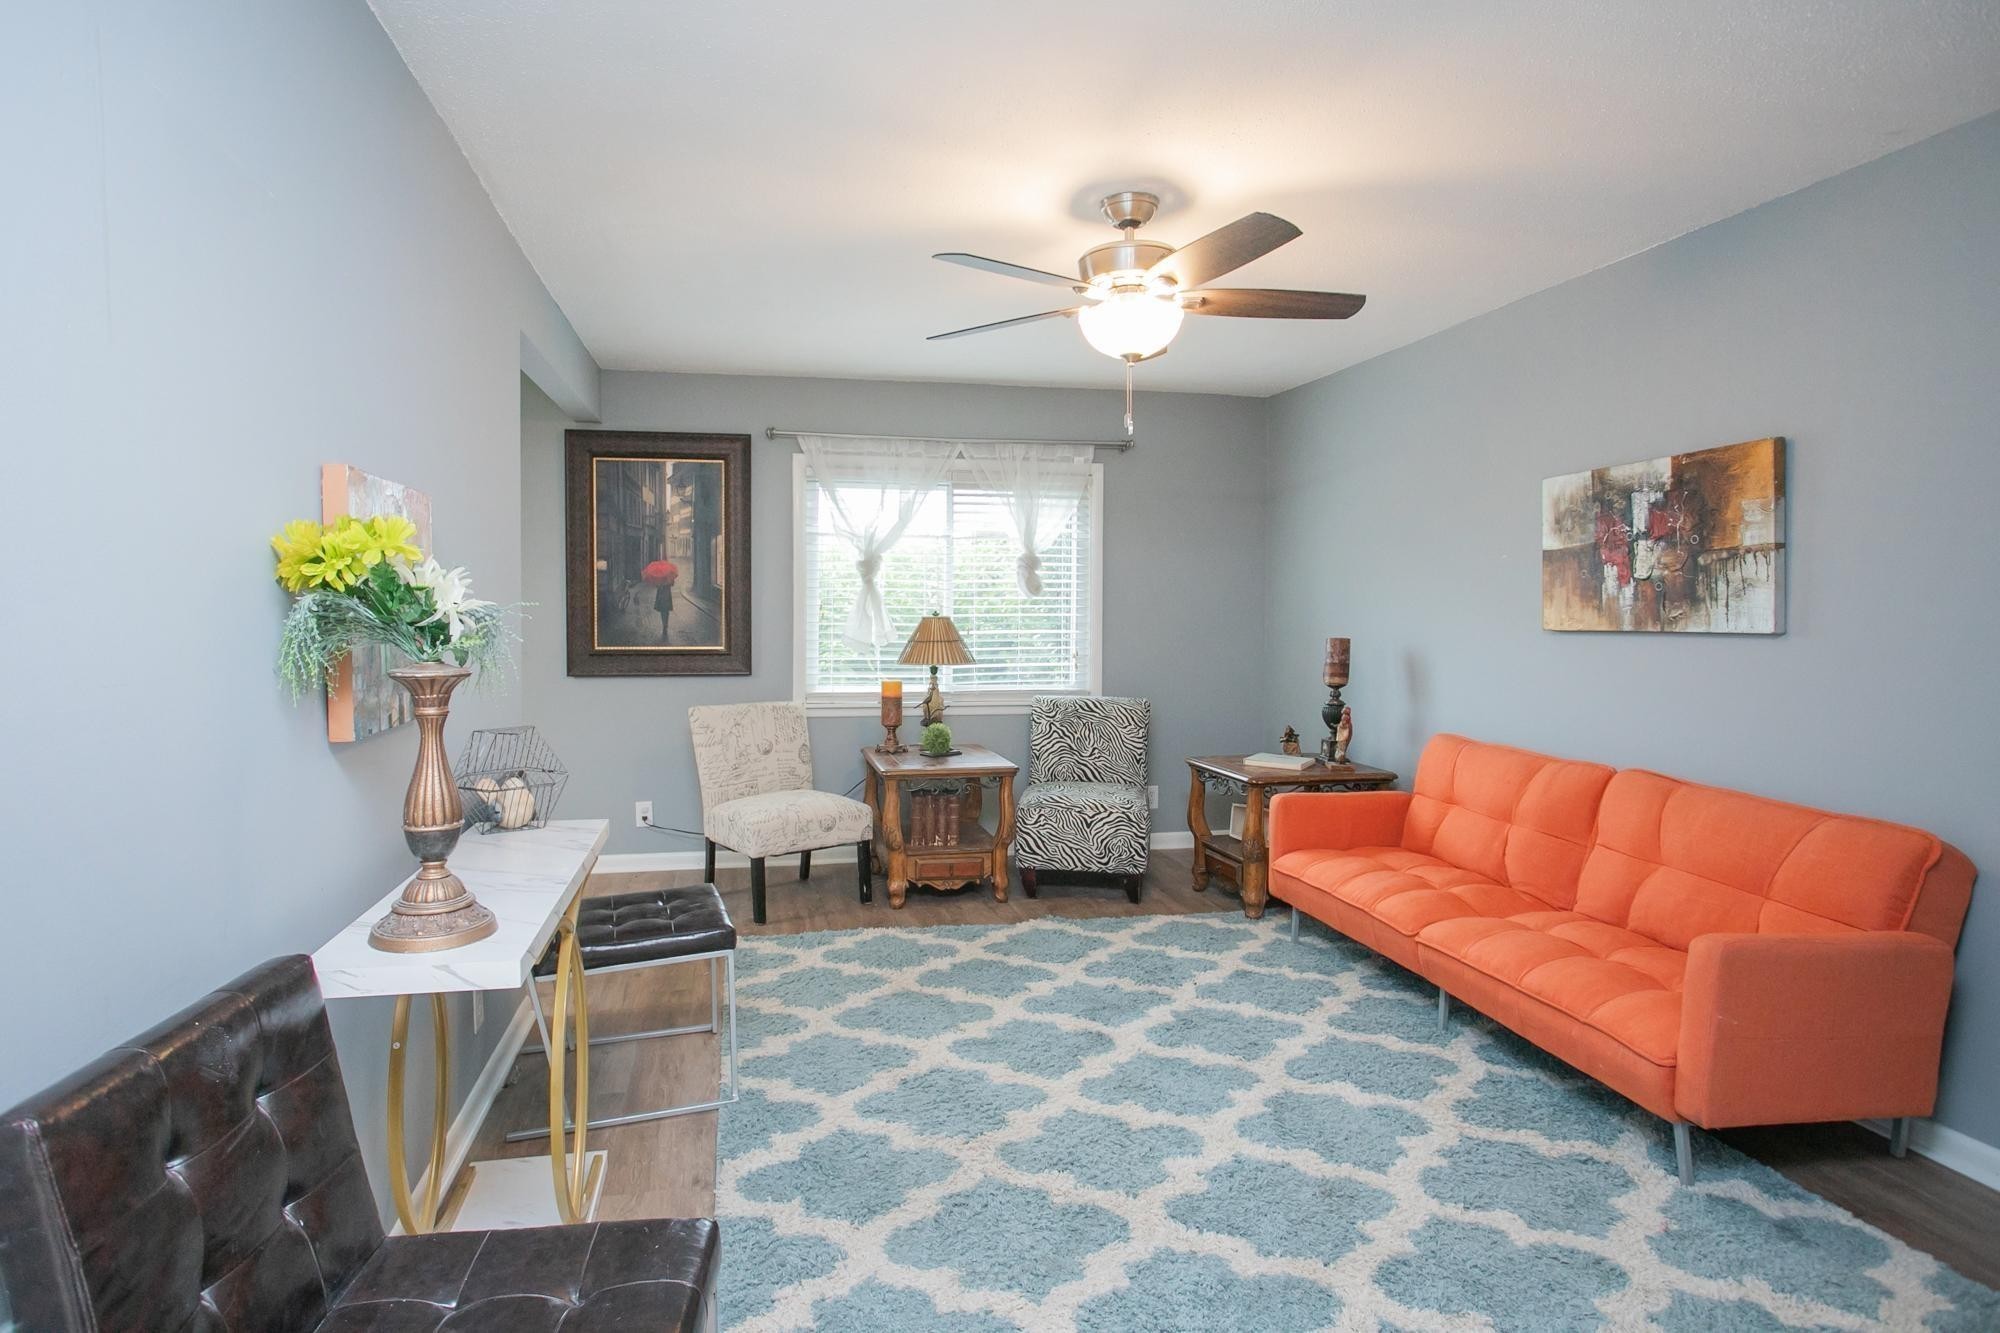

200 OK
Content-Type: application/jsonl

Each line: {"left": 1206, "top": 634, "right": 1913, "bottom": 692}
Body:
{"left": 370, "top": 661, "right": 497, "bottom": 953}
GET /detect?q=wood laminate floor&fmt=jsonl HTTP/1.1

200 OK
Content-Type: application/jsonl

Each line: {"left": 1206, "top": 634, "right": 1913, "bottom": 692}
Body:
{"left": 470, "top": 850, "right": 2000, "bottom": 1290}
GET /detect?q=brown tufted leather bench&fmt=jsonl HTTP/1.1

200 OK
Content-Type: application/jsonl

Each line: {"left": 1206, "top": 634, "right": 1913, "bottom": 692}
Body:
{"left": 0, "top": 955, "right": 720, "bottom": 1331}
{"left": 508, "top": 883, "right": 739, "bottom": 1141}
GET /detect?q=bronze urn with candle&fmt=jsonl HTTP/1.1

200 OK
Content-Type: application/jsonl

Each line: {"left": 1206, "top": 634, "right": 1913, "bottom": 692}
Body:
{"left": 878, "top": 679, "right": 908, "bottom": 754}
{"left": 1319, "top": 637, "right": 1352, "bottom": 766}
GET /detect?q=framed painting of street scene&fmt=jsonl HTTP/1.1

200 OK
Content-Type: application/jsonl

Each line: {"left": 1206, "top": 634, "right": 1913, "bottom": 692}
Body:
{"left": 565, "top": 430, "right": 752, "bottom": 675}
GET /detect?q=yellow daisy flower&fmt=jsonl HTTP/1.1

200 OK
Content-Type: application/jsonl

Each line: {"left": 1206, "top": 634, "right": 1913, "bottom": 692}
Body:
{"left": 270, "top": 519, "right": 324, "bottom": 592}
{"left": 358, "top": 514, "right": 422, "bottom": 567}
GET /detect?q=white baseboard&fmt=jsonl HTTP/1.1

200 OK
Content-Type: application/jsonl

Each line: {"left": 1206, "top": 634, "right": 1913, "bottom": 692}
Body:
{"left": 600, "top": 829, "right": 1198, "bottom": 874}
{"left": 392, "top": 995, "right": 535, "bottom": 1235}
{"left": 1856, "top": 1116, "right": 2000, "bottom": 1193}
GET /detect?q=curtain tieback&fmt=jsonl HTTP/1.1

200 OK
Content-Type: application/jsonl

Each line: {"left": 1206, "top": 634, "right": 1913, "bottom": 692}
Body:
{"left": 857, "top": 553, "right": 883, "bottom": 583}
{"left": 1016, "top": 550, "right": 1044, "bottom": 597}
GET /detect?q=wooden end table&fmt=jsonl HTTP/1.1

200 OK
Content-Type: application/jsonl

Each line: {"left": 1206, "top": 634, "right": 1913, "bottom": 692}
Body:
{"left": 862, "top": 744, "right": 1019, "bottom": 908}
{"left": 1186, "top": 755, "right": 1398, "bottom": 919}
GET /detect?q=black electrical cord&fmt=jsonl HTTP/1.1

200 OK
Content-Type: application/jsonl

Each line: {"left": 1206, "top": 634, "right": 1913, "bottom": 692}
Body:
{"left": 639, "top": 776, "right": 867, "bottom": 839}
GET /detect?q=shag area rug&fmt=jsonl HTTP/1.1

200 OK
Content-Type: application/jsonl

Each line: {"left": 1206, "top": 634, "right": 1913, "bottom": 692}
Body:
{"left": 715, "top": 913, "right": 1996, "bottom": 1331}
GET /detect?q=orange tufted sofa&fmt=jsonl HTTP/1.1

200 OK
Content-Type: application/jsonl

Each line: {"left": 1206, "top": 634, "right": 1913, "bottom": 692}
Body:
{"left": 1267, "top": 734, "right": 1977, "bottom": 1181}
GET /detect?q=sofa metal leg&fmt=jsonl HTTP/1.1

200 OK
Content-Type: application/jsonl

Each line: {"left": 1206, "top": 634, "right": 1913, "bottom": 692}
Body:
{"left": 703, "top": 838, "right": 716, "bottom": 883}
{"left": 1889, "top": 1117, "right": 1912, "bottom": 1158}
{"left": 1436, "top": 987, "right": 1450, "bottom": 1031}
{"left": 799, "top": 849, "right": 811, "bottom": 881}
{"left": 856, "top": 839, "right": 873, "bottom": 903}
{"left": 1289, "top": 906, "right": 1300, "bottom": 941}
{"left": 750, "top": 857, "right": 767, "bottom": 926}
{"left": 1672, "top": 1121, "right": 1695, "bottom": 1185}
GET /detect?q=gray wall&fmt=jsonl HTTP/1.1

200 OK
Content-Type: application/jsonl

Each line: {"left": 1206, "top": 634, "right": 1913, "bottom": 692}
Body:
{"left": 1262, "top": 112, "right": 2000, "bottom": 1150}
{"left": 521, "top": 371, "right": 1270, "bottom": 857}
{"left": 1, "top": 1, "right": 599, "bottom": 1220}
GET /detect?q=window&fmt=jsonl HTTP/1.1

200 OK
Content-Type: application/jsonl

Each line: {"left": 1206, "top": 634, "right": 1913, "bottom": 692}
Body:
{"left": 794, "top": 454, "right": 1102, "bottom": 713}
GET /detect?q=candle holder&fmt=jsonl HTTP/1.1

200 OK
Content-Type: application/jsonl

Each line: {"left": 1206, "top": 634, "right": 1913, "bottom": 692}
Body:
{"left": 1319, "top": 637, "right": 1351, "bottom": 765}
{"left": 877, "top": 691, "right": 907, "bottom": 754}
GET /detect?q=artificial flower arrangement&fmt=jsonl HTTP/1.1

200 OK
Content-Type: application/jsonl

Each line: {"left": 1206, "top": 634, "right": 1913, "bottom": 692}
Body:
{"left": 270, "top": 514, "right": 512, "bottom": 696}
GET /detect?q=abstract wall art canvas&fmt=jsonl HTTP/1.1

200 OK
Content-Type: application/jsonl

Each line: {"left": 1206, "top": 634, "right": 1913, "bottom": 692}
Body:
{"left": 320, "top": 464, "right": 433, "bottom": 742}
{"left": 1542, "top": 437, "right": 1785, "bottom": 634}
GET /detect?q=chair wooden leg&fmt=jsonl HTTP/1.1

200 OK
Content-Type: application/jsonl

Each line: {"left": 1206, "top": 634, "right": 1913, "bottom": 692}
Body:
{"left": 1124, "top": 872, "right": 1142, "bottom": 904}
{"left": 1020, "top": 866, "right": 1039, "bottom": 899}
{"left": 799, "top": 849, "right": 812, "bottom": 881}
{"left": 750, "top": 857, "right": 767, "bottom": 926}
{"left": 856, "top": 840, "right": 872, "bottom": 904}
{"left": 703, "top": 839, "right": 716, "bottom": 883}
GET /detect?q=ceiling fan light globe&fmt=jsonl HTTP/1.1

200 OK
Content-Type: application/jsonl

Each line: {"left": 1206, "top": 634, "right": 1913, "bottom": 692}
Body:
{"left": 1077, "top": 290, "right": 1184, "bottom": 360}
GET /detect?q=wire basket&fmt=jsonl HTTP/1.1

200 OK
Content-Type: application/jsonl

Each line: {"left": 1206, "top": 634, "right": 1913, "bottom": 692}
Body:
{"left": 456, "top": 726, "right": 568, "bottom": 834}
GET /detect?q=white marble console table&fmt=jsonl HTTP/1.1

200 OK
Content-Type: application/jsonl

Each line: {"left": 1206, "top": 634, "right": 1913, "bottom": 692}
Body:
{"left": 312, "top": 818, "right": 610, "bottom": 1234}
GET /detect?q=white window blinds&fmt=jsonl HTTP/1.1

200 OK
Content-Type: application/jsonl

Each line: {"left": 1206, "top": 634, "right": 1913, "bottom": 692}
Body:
{"left": 797, "top": 458, "right": 1101, "bottom": 708}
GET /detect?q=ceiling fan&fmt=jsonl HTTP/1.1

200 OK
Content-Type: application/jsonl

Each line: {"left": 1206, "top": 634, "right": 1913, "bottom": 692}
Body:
{"left": 930, "top": 191, "right": 1365, "bottom": 432}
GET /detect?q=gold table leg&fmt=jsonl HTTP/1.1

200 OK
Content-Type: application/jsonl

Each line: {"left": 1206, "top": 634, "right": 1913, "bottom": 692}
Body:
{"left": 385, "top": 892, "right": 597, "bottom": 1234}
{"left": 387, "top": 993, "right": 451, "bottom": 1235}
{"left": 546, "top": 895, "right": 595, "bottom": 1223}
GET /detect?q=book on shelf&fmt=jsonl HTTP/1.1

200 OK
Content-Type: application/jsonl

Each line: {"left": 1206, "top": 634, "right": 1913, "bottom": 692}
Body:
{"left": 1243, "top": 751, "right": 1316, "bottom": 771}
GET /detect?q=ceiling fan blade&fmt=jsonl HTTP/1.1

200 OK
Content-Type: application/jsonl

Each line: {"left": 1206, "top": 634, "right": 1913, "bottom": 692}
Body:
{"left": 1181, "top": 288, "right": 1366, "bottom": 319}
{"left": 927, "top": 307, "right": 1081, "bottom": 341}
{"left": 934, "top": 252, "right": 1085, "bottom": 291}
{"left": 1150, "top": 213, "right": 1301, "bottom": 290}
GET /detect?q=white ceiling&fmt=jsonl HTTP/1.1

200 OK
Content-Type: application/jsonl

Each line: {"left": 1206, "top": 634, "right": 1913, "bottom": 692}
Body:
{"left": 371, "top": 1, "right": 2000, "bottom": 398}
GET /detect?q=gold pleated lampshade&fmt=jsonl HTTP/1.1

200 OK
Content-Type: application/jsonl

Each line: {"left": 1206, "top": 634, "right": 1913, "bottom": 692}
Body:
{"left": 898, "top": 613, "right": 974, "bottom": 667}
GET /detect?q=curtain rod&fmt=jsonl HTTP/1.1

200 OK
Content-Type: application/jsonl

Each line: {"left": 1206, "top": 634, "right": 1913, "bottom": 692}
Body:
{"left": 764, "top": 427, "right": 1133, "bottom": 453}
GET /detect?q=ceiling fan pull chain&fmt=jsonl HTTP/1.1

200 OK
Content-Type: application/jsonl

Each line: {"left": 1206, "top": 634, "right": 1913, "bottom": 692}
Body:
{"left": 1124, "top": 357, "right": 1135, "bottom": 436}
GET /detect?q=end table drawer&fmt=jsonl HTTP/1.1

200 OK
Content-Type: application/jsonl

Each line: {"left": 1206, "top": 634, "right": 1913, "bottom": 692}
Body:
{"left": 912, "top": 856, "right": 987, "bottom": 881}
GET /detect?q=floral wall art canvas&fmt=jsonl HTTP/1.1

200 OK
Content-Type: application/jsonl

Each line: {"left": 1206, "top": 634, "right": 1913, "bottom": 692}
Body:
{"left": 320, "top": 464, "right": 433, "bottom": 740}
{"left": 1541, "top": 437, "right": 1785, "bottom": 634}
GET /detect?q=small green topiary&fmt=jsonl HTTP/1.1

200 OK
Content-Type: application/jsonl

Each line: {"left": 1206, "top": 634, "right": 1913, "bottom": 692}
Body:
{"left": 920, "top": 722, "right": 954, "bottom": 756}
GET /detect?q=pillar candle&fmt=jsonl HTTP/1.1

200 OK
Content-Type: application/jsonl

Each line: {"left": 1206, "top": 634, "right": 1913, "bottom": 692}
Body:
{"left": 882, "top": 679, "right": 903, "bottom": 698}
{"left": 1324, "top": 637, "right": 1351, "bottom": 687}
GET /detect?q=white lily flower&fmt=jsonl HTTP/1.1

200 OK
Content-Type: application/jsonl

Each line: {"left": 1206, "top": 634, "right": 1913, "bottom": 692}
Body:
{"left": 407, "top": 557, "right": 491, "bottom": 642}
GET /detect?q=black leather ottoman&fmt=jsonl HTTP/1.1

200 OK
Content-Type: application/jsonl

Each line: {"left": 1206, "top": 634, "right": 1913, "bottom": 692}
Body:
{"left": 535, "top": 884, "right": 737, "bottom": 977}
{"left": 512, "top": 884, "right": 740, "bottom": 1139}
{"left": 0, "top": 955, "right": 720, "bottom": 1333}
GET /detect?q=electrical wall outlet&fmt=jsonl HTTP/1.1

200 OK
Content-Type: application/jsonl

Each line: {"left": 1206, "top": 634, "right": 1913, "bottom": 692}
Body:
{"left": 635, "top": 799, "right": 653, "bottom": 828}
{"left": 1147, "top": 785, "right": 1159, "bottom": 810}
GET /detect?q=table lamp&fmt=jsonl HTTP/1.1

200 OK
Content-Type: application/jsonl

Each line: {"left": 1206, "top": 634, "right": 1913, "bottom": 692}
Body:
{"left": 899, "top": 612, "right": 974, "bottom": 727}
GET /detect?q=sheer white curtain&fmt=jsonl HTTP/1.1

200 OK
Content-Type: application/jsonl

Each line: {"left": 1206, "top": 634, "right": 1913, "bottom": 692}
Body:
{"left": 798, "top": 435, "right": 957, "bottom": 653}
{"left": 963, "top": 442, "right": 1094, "bottom": 596}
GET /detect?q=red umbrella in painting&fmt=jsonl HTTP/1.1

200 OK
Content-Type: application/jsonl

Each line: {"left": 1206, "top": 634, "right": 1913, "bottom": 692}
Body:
{"left": 643, "top": 560, "right": 680, "bottom": 645}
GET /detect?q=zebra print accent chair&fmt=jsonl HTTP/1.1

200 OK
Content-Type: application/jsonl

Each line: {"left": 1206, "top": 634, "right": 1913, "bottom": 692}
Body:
{"left": 1014, "top": 695, "right": 1152, "bottom": 902}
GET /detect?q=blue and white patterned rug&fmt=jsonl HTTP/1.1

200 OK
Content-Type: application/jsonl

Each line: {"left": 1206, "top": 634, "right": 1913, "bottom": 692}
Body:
{"left": 714, "top": 913, "right": 1996, "bottom": 1331}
